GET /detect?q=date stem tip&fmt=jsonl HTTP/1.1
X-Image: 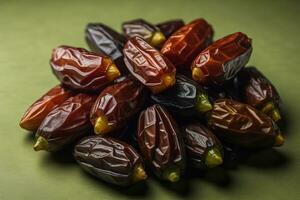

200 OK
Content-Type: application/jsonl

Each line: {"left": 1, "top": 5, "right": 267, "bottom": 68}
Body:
{"left": 192, "top": 67, "right": 204, "bottom": 82}
{"left": 195, "top": 93, "right": 213, "bottom": 113}
{"left": 168, "top": 172, "right": 180, "bottom": 183}
{"left": 33, "top": 136, "right": 48, "bottom": 151}
{"left": 94, "top": 116, "right": 110, "bottom": 135}
{"left": 106, "top": 64, "right": 121, "bottom": 81}
{"left": 163, "top": 75, "right": 175, "bottom": 88}
{"left": 132, "top": 164, "right": 147, "bottom": 183}
{"left": 150, "top": 31, "right": 166, "bottom": 47}
{"left": 205, "top": 148, "right": 223, "bottom": 168}
{"left": 274, "top": 132, "right": 284, "bottom": 147}
{"left": 271, "top": 108, "right": 281, "bottom": 122}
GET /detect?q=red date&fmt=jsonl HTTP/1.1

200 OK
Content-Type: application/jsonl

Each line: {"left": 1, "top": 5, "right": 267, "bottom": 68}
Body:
{"left": 161, "top": 18, "right": 213, "bottom": 70}
{"left": 123, "top": 37, "right": 176, "bottom": 94}
{"left": 192, "top": 32, "right": 252, "bottom": 85}
{"left": 50, "top": 46, "right": 121, "bottom": 92}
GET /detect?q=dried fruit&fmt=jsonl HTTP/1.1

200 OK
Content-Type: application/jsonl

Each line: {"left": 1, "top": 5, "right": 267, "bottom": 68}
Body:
{"left": 50, "top": 46, "right": 121, "bottom": 92}
{"left": 137, "top": 104, "right": 186, "bottom": 182}
{"left": 74, "top": 136, "right": 147, "bottom": 186}
{"left": 85, "top": 23, "right": 127, "bottom": 70}
{"left": 191, "top": 32, "right": 252, "bottom": 85}
{"left": 182, "top": 122, "right": 223, "bottom": 168}
{"left": 34, "top": 93, "right": 96, "bottom": 152}
{"left": 151, "top": 74, "right": 212, "bottom": 116}
{"left": 122, "top": 19, "right": 166, "bottom": 48}
{"left": 161, "top": 18, "right": 213, "bottom": 70}
{"left": 234, "top": 67, "right": 282, "bottom": 121}
{"left": 123, "top": 36, "right": 176, "bottom": 93}
{"left": 207, "top": 99, "right": 284, "bottom": 148}
{"left": 20, "top": 85, "right": 73, "bottom": 131}
{"left": 90, "top": 77, "right": 145, "bottom": 135}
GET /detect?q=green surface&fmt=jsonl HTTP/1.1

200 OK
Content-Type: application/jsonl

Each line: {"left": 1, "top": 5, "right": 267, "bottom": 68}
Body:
{"left": 0, "top": 0, "right": 299, "bottom": 199}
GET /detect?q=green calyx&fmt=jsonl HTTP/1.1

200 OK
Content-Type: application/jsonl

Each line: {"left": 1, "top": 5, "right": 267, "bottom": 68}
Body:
{"left": 163, "top": 166, "right": 180, "bottom": 183}
{"left": 33, "top": 136, "right": 49, "bottom": 151}
{"left": 195, "top": 93, "right": 213, "bottom": 114}
{"left": 205, "top": 147, "right": 223, "bottom": 168}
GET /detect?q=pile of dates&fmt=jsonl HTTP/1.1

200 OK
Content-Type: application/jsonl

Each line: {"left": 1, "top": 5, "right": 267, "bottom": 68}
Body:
{"left": 20, "top": 18, "right": 284, "bottom": 187}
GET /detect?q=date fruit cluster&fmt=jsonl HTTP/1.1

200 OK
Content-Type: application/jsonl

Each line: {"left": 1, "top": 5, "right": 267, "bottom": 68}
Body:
{"left": 20, "top": 18, "right": 284, "bottom": 187}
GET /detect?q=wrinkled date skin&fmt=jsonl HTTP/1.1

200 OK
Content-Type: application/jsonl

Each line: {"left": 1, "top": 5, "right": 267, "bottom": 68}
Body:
{"left": 207, "top": 99, "right": 283, "bottom": 149}
{"left": 161, "top": 18, "right": 214, "bottom": 70}
{"left": 191, "top": 32, "right": 252, "bottom": 85}
{"left": 20, "top": 85, "right": 73, "bottom": 131}
{"left": 90, "top": 77, "right": 146, "bottom": 135}
{"left": 123, "top": 37, "right": 176, "bottom": 94}
{"left": 137, "top": 104, "right": 186, "bottom": 182}
{"left": 182, "top": 122, "right": 223, "bottom": 168}
{"left": 34, "top": 93, "right": 97, "bottom": 152}
{"left": 74, "top": 136, "right": 147, "bottom": 186}
{"left": 234, "top": 67, "right": 282, "bottom": 121}
{"left": 85, "top": 23, "right": 127, "bottom": 70}
{"left": 122, "top": 19, "right": 166, "bottom": 48}
{"left": 151, "top": 74, "right": 212, "bottom": 116}
{"left": 156, "top": 19, "right": 185, "bottom": 38}
{"left": 50, "top": 46, "right": 121, "bottom": 92}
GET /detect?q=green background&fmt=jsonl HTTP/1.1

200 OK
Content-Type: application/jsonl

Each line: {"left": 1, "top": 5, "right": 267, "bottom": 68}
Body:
{"left": 0, "top": 0, "right": 299, "bottom": 199}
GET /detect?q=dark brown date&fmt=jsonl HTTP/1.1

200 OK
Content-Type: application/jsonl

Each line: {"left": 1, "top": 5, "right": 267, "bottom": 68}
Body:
{"left": 234, "top": 67, "right": 282, "bottom": 122}
{"left": 207, "top": 99, "right": 284, "bottom": 149}
{"left": 123, "top": 36, "right": 176, "bottom": 94}
{"left": 50, "top": 46, "right": 121, "bottom": 92}
{"left": 156, "top": 19, "right": 185, "bottom": 38}
{"left": 161, "top": 18, "right": 213, "bottom": 70}
{"left": 20, "top": 85, "right": 73, "bottom": 131}
{"left": 85, "top": 23, "right": 127, "bottom": 70}
{"left": 90, "top": 77, "right": 146, "bottom": 135}
{"left": 192, "top": 32, "right": 252, "bottom": 85}
{"left": 182, "top": 121, "right": 223, "bottom": 168}
{"left": 122, "top": 19, "right": 166, "bottom": 48}
{"left": 33, "top": 93, "right": 97, "bottom": 152}
{"left": 74, "top": 136, "right": 147, "bottom": 186}
{"left": 137, "top": 104, "right": 186, "bottom": 182}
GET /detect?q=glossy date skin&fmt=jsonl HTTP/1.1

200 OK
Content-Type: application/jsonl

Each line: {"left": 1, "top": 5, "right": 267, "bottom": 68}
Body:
{"left": 192, "top": 32, "right": 252, "bottom": 85}
{"left": 20, "top": 85, "right": 73, "bottom": 131}
{"left": 50, "top": 46, "right": 121, "bottom": 92}
{"left": 85, "top": 23, "right": 127, "bottom": 70}
{"left": 182, "top": 122, "right": 223, "bottom": 168}
{"left": 137, "top": 104, "right": 186, "bottom": 182}
{"left": 156, "top": 19, "right": 185, "bottom": 38}
{"left": 207, "top": 99, "right": 284, "bottom": 149}
{"left": 90, "top": 77, "right": 146, "bottom": 135}
{"left": 161, "top": 18, "right": 214, "bottom": 70}
{"left": 151, "top": 74, "right": 212, "bottom": 116}
{"left": 122, "top": 19, "right": 166, "bottom": 48}
{"left": 123, "top": 37, "right": 176, "bottom": 94}
{"left": 74, "top": 136, "right": 147, "bottom": 186}
{"left": 34, "top": 93, "right": 97, "bottom": 152}
{"left": 234, "top": 67, "right": 282, "bottom": 122}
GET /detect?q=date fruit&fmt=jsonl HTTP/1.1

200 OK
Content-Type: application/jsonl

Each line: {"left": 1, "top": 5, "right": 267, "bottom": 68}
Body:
{"left": 182, "top": 121, "right": 223, "bottom": 168}
{"left": 20, "top": 85, "right": 73, "bottom": 131}
{"left": 122, "top": 19, "right": 166, "bottom": 48}
{"left": 151, "top": 74, "right": 212, "bottom": 116}
{"left": 90, "top": 77, "right": 145, "bottom": 135}
{"left": 74, "top": 136, "right": 147, "bottom": 186}
{"left": 207, "top": 99, "right": 284, "bottom": 148}
{"left": 137, "top": 104, "right": 186, "bottom": 182}
{"left": 34, "top": 93, "right": 96, "bottom": 152}
{"left": 85, "top": 23, "right": 127, "bottom": 70}
{"left": 161, "top": 18, "right": 213, "bottom": 69}
{"left": 123, "top": 36, "right": 176, "bottom": 94}
{"left": 192, "top": 32, "right": 252, "bottom": 85}
{"left": 234, "top": 67, "right": 282, "bottom": 122}
{"left": 156, "top": 19, "right": 185, "bottom": 38}
{"left": 50, "top": 46, "right": 121, "bottom": 92}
